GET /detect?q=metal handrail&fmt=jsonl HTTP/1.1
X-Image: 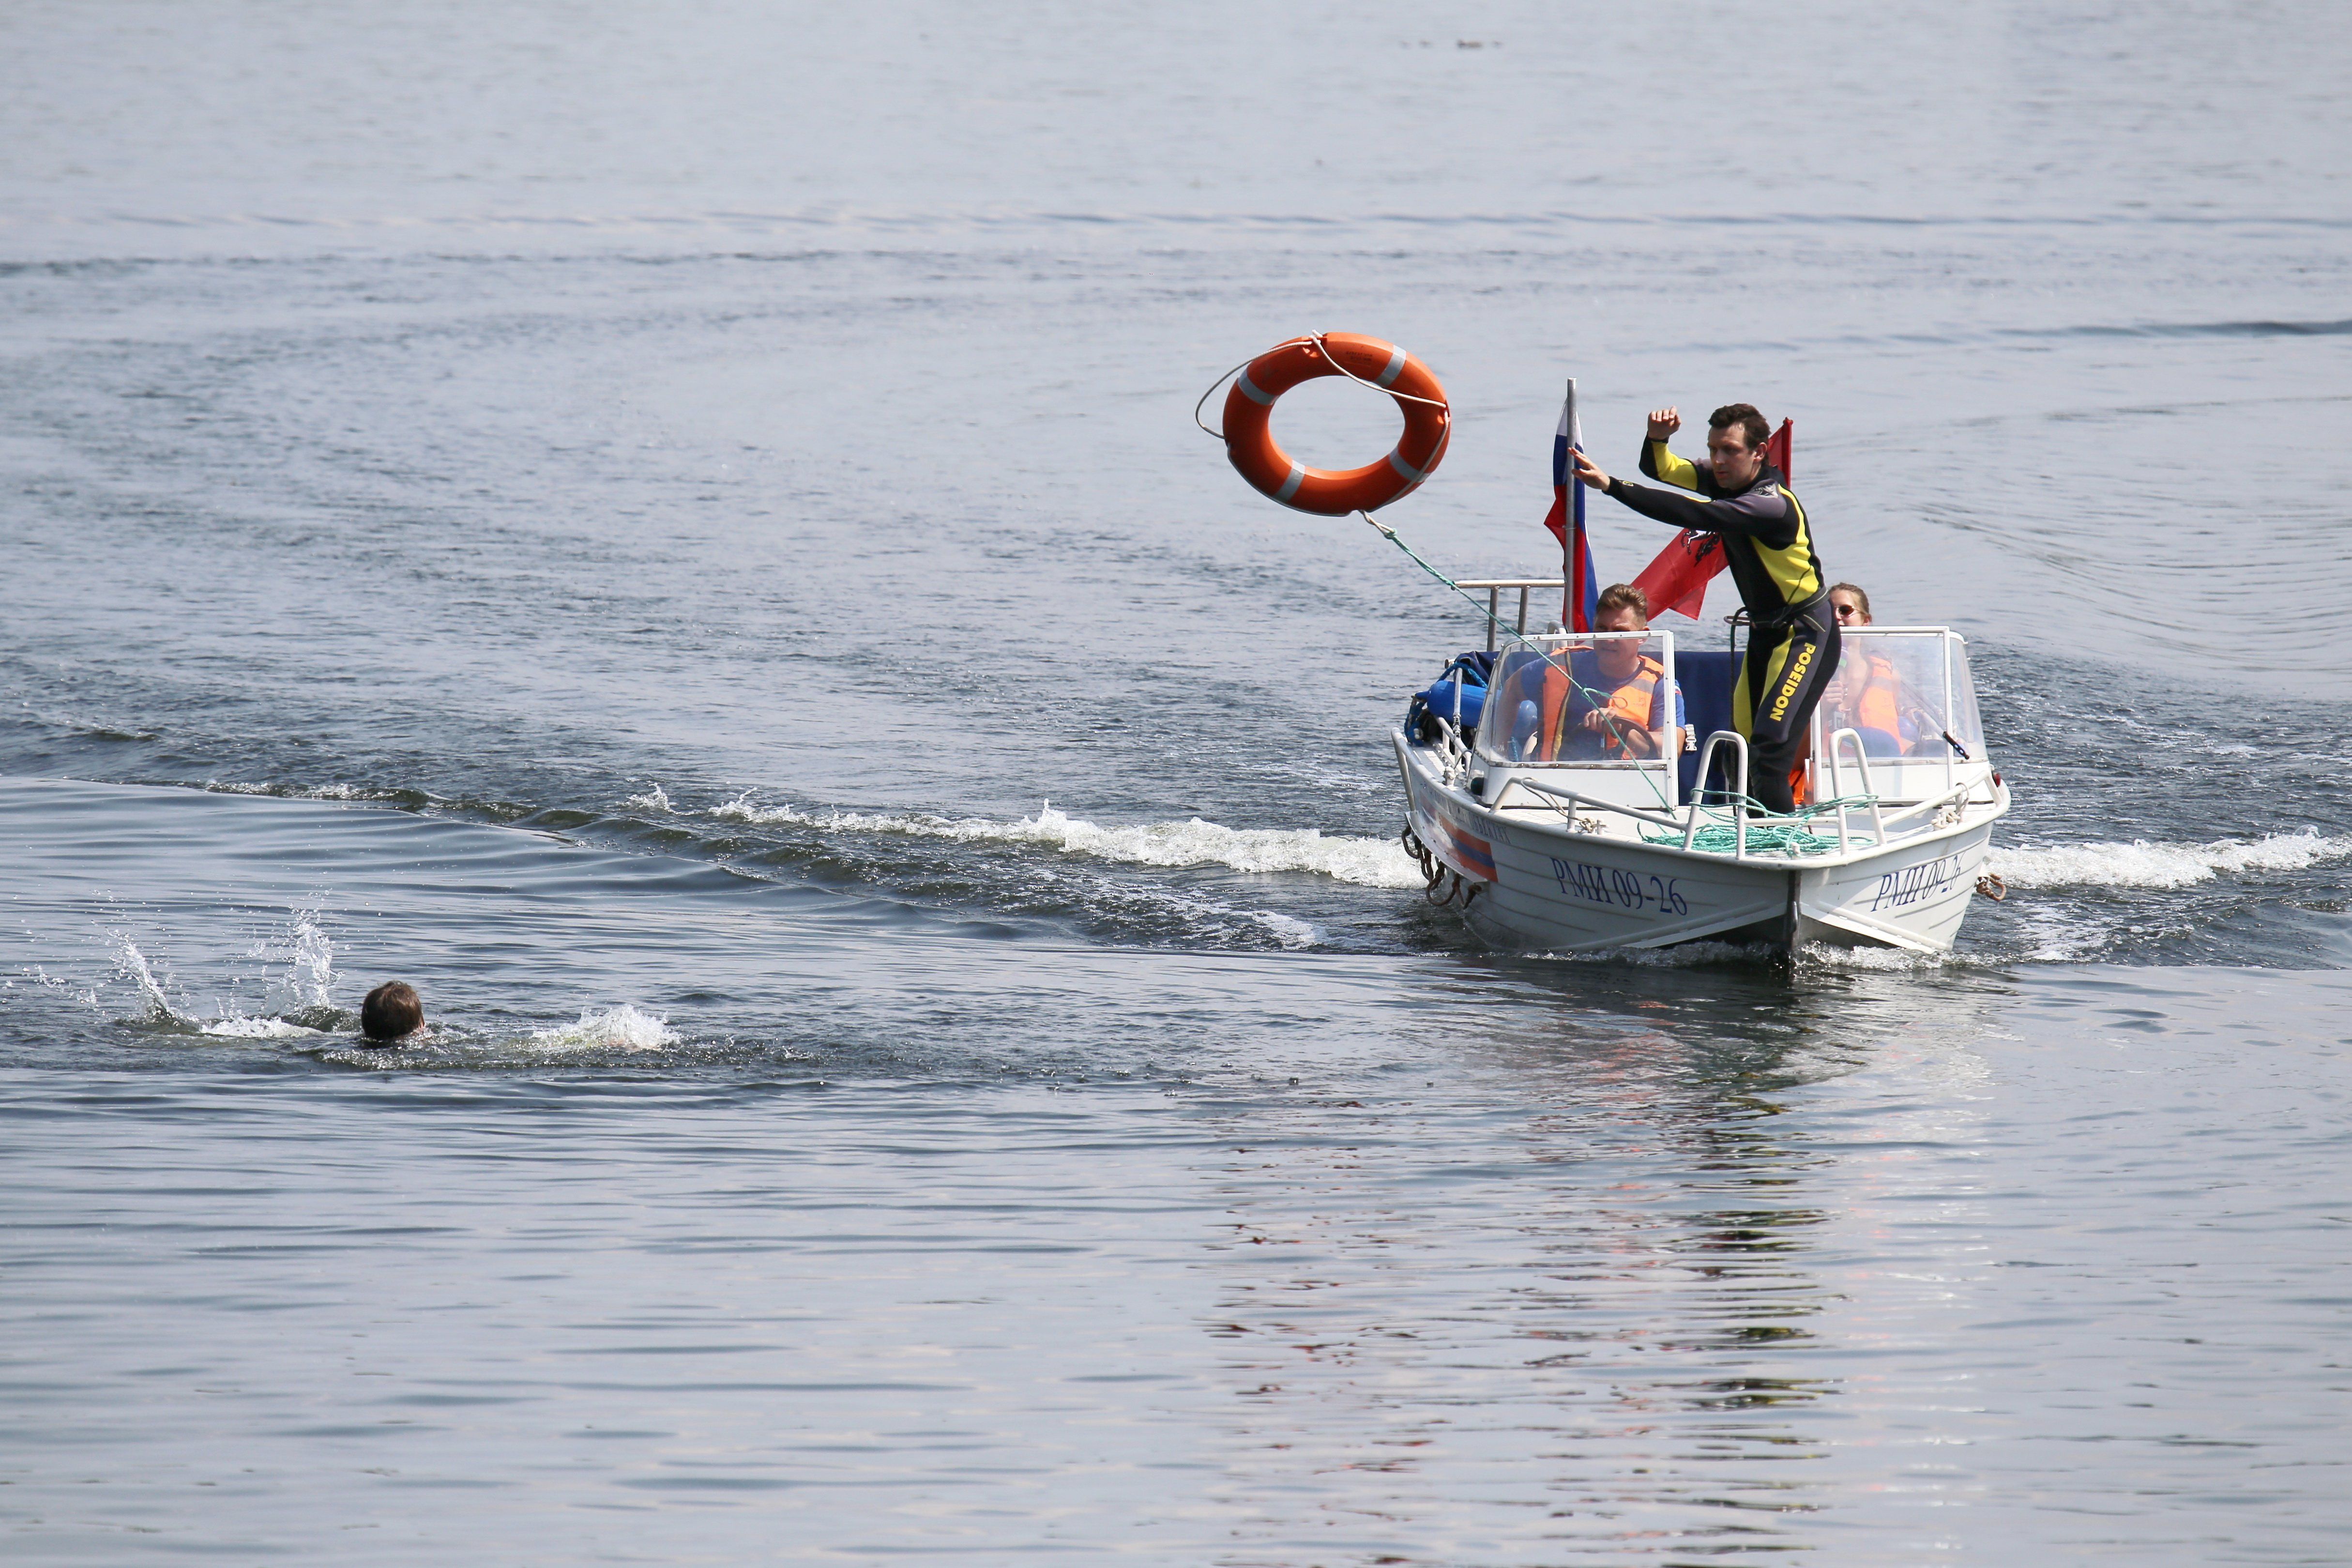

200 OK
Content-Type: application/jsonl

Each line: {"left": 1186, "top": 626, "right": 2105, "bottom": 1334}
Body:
{"left": 1461, "top": 748, "right": 1992, "bottom": 868}
{"left": 1822, "top": 727, "right": 1888, "bottom": 853}
{"left": 1684, "top": 731, "right": 1750, "bottom": 859}
{"left": 1875, "top": 773, "right": 1991, "bottom": 833}
{"left": 1456, "top": 578, "right": 1565, "bottom": 652}
{"left": 1498, "top": 776, "right": 1688, "bottom": 832}
{"left": 1429, "top": 715, "right": 1473, "bottom": 782}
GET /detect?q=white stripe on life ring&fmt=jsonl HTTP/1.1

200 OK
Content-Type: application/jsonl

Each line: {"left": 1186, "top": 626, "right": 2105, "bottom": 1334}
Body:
{"left": 1387, "top": 448, "right": 1434, "bottom": 483}
{"left": 1236, "top": 371, "right": 1275, "bottom": 407}
{"left": 1376, "top": 345, "right": 1407, "bottom": 388}
{"left": 1274, "top": 462, "right": 1306, "bottom": 502}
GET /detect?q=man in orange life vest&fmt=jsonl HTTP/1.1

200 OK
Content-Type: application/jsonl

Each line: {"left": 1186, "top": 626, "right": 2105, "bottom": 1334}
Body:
{"left": 1572, "top": 403, "right": 1836, "bottom": 813}
{"left": 1548, "top": 583, "right": 1684, "bottom": 761}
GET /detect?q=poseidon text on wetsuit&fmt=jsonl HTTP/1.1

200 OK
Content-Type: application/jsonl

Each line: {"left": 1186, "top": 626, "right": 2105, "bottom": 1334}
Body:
{"left": 1597, "top": 440, "right": 1837, "bottom": 814}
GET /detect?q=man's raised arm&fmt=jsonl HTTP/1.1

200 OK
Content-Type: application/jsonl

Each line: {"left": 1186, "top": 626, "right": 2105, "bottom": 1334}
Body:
{"left": 1638, "top": 406, "right": 1702, "bottom": 491}
{"left": 1570, "top": 448, "right": 1793, "bottom": 541}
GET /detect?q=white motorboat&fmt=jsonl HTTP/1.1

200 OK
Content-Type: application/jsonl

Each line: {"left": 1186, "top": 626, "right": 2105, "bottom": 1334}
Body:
{"left": 1395, "top": 586, "right": 2009, "bottom": 957}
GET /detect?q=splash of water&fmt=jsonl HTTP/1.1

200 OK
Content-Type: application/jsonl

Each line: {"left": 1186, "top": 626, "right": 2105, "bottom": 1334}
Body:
{"left": 201, "top": 1016, "right": 321, "bottom": 1038}
{"left": 527, "top": 1005, "right": 680, "bottom": 1053}
{"left": 109, "top": 933, "right": 190, "bottom": 1025}
{"left": 288, "top": 911, "right": 336, "bottom": 1011}
{"left": 1799, "top": 942, "right": 1957, "bottom": 972}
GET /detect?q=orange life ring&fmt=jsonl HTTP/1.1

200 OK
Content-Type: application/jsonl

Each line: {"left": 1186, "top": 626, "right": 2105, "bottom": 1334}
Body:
{"left": 1222, "top": 334, "right": 1451, "bottom": 516}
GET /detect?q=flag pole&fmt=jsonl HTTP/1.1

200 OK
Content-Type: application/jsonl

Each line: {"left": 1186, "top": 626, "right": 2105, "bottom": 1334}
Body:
{"left": 1542, "top": 377, "right": 1596, "bottom": 632}
{"left": 1562, "top": 378, "right": 1576, "bottom": 629}
{"left": 1563, "top": 378, "right": 1585, "bottom": 631}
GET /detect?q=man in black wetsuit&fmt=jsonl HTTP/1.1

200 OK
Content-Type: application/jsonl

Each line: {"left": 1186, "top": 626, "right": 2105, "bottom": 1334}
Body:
{"left": 1571, "top": 403, "right": 1836, "bottom": 815}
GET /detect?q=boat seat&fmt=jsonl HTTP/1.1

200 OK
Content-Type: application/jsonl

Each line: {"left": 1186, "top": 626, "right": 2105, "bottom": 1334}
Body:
{"left": 1675, "top": 651, "right": 1741, "bottom": 804}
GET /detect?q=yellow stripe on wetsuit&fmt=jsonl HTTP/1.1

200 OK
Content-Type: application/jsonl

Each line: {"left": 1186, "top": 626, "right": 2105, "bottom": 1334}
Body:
{"left": 1731, "top": 640, "right": 1788, "bottom": 740}
{"left": 1764, "top": 488, "right": 1823, "bottom": 606}
{"left": 1648, "top": 438, "right": 1702, "bottom": 492}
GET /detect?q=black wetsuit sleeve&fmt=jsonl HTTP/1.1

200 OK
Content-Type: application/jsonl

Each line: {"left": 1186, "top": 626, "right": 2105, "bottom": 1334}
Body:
{"left": 1603, "top": 475, "right": 1795, "bottom": 546}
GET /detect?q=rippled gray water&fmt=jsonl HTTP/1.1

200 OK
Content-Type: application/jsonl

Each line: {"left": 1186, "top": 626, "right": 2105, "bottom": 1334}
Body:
{"left": 4, "top": 4, "right": 2350, "bottom": 1563}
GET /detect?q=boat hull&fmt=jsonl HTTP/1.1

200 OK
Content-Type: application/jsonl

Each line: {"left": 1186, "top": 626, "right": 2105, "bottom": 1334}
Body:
{"left": 1396, "top": 733, "right": 1997, "bottom": 957}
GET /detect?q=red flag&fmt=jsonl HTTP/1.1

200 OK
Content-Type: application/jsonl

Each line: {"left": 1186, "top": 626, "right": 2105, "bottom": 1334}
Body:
{"left": 1631, "top": 528, "right": 1722, "bottom": 621}
{"left": 1629, "top": 419, "right": 1791, "bottom": 620}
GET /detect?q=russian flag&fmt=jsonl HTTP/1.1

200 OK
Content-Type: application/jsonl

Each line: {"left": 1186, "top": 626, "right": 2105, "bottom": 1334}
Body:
{"left": 1539, "top": 379, "right": 1599, "bottom": 633}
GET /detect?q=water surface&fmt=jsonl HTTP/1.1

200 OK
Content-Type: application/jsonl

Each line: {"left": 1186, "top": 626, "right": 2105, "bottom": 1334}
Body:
{"left": 3, "top": 3, "right": 2349, "bottom": 1562}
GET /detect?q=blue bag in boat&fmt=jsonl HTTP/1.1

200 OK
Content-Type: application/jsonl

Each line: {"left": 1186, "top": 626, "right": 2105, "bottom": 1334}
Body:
{"left": 1404, "top": 652, "right": 1494, "bottom": 746}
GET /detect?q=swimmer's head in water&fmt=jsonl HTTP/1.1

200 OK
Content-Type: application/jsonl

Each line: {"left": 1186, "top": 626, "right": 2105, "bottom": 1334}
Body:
{"left": 361, "top": 981, "right": 424, "bottom": 1042}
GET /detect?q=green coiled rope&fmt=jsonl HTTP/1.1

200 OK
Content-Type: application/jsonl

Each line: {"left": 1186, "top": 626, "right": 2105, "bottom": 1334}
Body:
{"left": 1643, "top": 793, "right": 1884, "bottom": 857}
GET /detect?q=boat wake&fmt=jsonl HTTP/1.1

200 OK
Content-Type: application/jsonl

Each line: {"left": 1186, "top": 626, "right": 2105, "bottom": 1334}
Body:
{"left": 708, "top": 796, "right": 1425, "bottom": 889}
{"left": 1986, "top": 828, "right": 2350, "bottom": 890}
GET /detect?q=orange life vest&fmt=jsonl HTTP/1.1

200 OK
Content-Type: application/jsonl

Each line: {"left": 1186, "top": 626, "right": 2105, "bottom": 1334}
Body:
{"left": 1855, "top": 654, "right": 1901, "bottom": 736}
{"left": 1804, "top": 654, "right": 1902, "bottom": 804}
{"left": 1540, "top": 655, "right": 1666, "bottom": 760}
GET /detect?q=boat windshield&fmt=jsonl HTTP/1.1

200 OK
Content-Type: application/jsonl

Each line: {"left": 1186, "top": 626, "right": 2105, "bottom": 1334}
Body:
{"left": 1475, "top": 631, "right": 1681, "bottom": 770}
{"left": 1807, "top": 628, "right": 1987, "bottom": 797}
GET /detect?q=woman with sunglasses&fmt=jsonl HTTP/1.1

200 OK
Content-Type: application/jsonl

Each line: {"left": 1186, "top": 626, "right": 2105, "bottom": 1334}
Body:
{"left": 1822, "top": 584, "right": 1900, "bottom": 755}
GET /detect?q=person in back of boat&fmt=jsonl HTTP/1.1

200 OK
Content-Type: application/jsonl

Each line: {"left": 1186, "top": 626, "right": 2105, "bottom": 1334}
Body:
{"left": 1571, "top": 403, "right": 1837, "bottom": 814}
{"left": 360, "top": 981, "right": 425, "bottom": 1046}
{"left": 1821, "top": 583, "right": 1902, "bottom": 756}
{"left": 1552, "top": 583, "right": 1685, "bottom": 761}
{"left": 1821, "top": 582, "right": 1949, "bottom": 757}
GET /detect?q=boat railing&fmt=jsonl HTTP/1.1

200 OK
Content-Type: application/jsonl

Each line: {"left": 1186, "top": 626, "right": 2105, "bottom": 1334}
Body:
{"left": 1457, "top": 579, "right": 1564, "bottom": 653}
{"left": 1684, "top": 731, "right": 1751, "bottom": 858}
{"left": 1498, "top": 776, "right": 1689, "bottom": 834}
{"left": 1496, "top": 732, "right": 1753, "bottom": 860}
{"left": 1874, "top": 774, "right": 1992, "bottom": 835}
{"left": 1427, "top": 713, "right": 1476, "bottom": 784}
{"left": 1485, "top": 727, "right": 1989, "bottom": 864}
{"left": 1822, "top": 728, "right": 1889, "bottom": 853}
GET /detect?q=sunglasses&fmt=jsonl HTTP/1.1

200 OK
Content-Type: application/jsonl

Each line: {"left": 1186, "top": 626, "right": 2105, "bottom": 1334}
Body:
{"left": 1833, "top": 603, "right": 1861, "bottom": 619}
